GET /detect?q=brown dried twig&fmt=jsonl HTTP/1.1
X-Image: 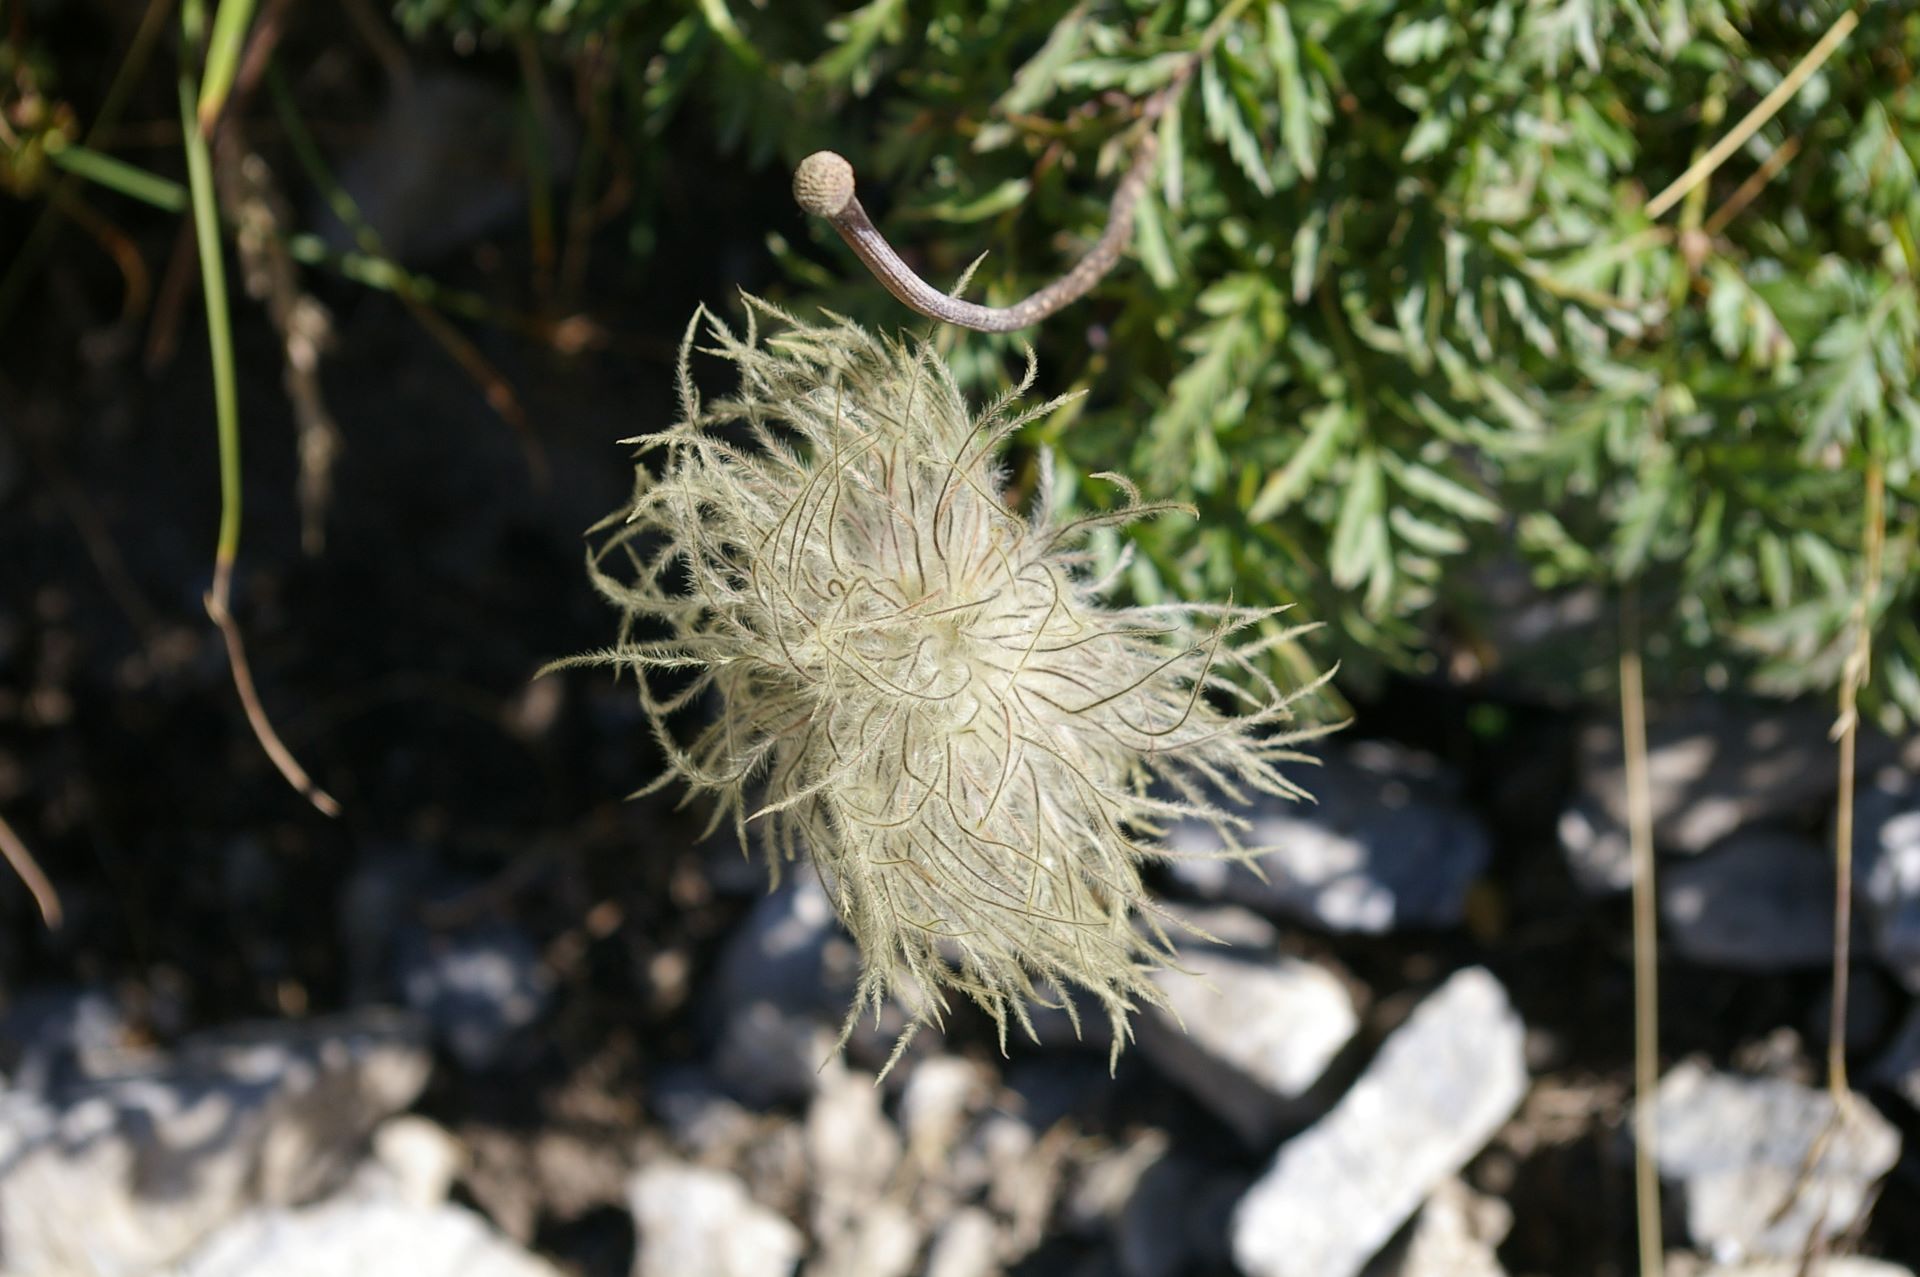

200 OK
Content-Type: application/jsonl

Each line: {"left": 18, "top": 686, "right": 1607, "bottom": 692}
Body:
{"left": 793, "top": 0, "right": 1251, "bottom": 332}
{"left": 0, "top": 809, "right": 62, "bottom": 931}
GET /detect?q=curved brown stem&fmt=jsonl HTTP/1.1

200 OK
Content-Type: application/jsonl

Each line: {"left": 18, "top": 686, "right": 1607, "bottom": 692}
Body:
{"left": 794, "top": 127, "right": 1161, "bottom": 333}
{"left": 794, "top": 0, "right": 1251, "bottom": 332}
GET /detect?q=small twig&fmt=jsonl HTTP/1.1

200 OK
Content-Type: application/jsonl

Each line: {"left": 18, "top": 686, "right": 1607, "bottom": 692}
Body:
{"left": 1620, "top": 584, "right": 1665, "bottom": 1277}
{"left": 1645, "top": 9, "right": 1858, "bottom": 220}
{"left": 0, "top": 809, "right": 63, "bottom": 930}
{"left": 206, "top": 562, "right": 342, "bottom": 817}
{"left": 795, "top": 0, "right": 1252, "bottom": 331}
{"left": 1702, "top": 134, "right": 1801, "bottom": 238}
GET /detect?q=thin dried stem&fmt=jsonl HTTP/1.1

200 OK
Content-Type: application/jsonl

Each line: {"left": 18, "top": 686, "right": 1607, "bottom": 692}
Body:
{"left": 1828, "top": 457, "right": 1884, "bottom": 1104}
{"left": 1702, "top": 134, "right": 1801, "bottom": 238}
{"left": 0, "top": 809, "right": 63, "bottom": 930}
{"left": 206, "top": 561, "right": 342, "bottom": 818}
{"left": 1645, "top": 9, "right": 1858, "bottom": 220}
{"left": 1620, "top": 585, "right": 1664, "bottom": 1277}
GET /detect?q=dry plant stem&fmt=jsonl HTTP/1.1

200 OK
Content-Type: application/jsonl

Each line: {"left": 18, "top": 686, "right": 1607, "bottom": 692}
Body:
{"left": 795, "top": 129, "right": 1161, "bottom": 333}
{"left": 1828, "top": 458, "right": 1885, "bottom": 1104}
{"left": 795, "top": 0, "right": 1249, "bottom": 332}
{"left": 181, "top": 22, "right": 339, "bottom": 818}
{"left": 1620, "top": 586, "right": 1664, "bottom": 1277}
{"left": 1645, "top": 8, "right": 1859, "bottom": 220}
{"left": 1703, "top": 134, "right": 1800, "bottom": 238}
{"left": 0, "top": 809, "right": 63, "bottom": 930}
{"left": 207, "top": 561, "right": 342, "bottom": 817}
{"left": 215, "top": 130, "right": 343, "bottom": 555}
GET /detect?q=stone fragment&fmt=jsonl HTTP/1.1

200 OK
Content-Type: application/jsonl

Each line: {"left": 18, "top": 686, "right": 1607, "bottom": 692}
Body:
{"left": 0, "top": 1010, "right": 431, "bottom": 1277}
{"left": 1169, "top": 743, "right": 1490, "bottom": 933}
{"left": 1649, "top": 1061, "right": 1900, "bottom": 1261}
{"left": 1659, "top": 830, "right": 1835, "bottom": 970}
{"left": 804, "top": 1060, "right": 907, "bottom": 1274}
{"left": 169, "top": 1199, "right": 559, "bottom": 1277}
{"left": 1368, "top": 1179, "right": 1511, "bottom": 1277}
{"left": 398, "top": 924, "right": 553, "bottom": 1071}
{"left": 1230, "top": 968, "right": 1527, "bottom": 1277}
{"left": 707, "top": 878, "right": 856, "bottom": 1107}
{"left": 627, "top": 1161, "right": 803, "bottom": 1277}
{"left": 1137, "top": 952, "right": 1357, "bottom": 1146}
{"left": 1560, "top": 700, "right": 1872, "bottom": 893}
{"left": 1854, "top": 772, "right": 1920, "bottom": 990}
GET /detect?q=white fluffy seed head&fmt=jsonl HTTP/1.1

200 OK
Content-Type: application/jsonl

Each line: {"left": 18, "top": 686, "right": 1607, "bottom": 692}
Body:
{"left": 569, "top": 298, "right": 1329, "bottom": 1068}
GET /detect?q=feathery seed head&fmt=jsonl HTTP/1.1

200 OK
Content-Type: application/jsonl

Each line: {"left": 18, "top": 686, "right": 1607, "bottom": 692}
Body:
{"left": 573, "top": 298, "right": 1328, "bottom": 1067}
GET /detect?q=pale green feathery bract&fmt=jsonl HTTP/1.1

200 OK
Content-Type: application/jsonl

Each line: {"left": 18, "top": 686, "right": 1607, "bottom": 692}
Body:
{"left": 564, "top": 297, "right": 1329, "bottom": 1068}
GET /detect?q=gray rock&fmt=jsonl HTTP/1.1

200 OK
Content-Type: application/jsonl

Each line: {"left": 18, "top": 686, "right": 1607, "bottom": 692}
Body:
{"left": 1854, "top": 771, "right": 1920, "bottom": 990}
{"left": 1231, "top": 968, "right": 1528, "bottom": 1277}
{"left": 0, "top": 1009, "right": 431, "bottom": 1277}
{"left": 168, "top": 1198, "right": 559, "bottom": 1277}
{"left": 650, "top": 1065, "right": 761, "bottom": 1159}
{"left": 1137, "top": 952, "right": 1357, "bottom": 1146}
{"left": 1114, "top": 1153, "right": 1241, "bottom": 1277}
{"left": 708, "top": 877, "right": 857, "bottom": 1107}
{"left": 1366, "top": 1179, "right": 1510, "bottom": 1277}
{"left": 0, "top": 986, "right": 131, "bottom": 1092}
{"left": 1168, "top": 744, "right": 1490, "bottom": 933}
{"left": 1561, "top": 700, "right": 1871, "bottom": 894}
{"left": 1649, "top": 1061, "right": 1900, "bottom": 1261}
{"left": 627, "top": 1160, "right": 803, "bottom": 1277}
{"left": 1871, "top": 1004, "right": 1920, "bottom": 1113}
{"left": 1659, "top": 830, "right": 1836, "bottom": 970}
{"left": 1558, "top": 796, "right": 1638, "bottom": 895}
{"left": 398, "top": 924, "right": 554, "bottom": 1071}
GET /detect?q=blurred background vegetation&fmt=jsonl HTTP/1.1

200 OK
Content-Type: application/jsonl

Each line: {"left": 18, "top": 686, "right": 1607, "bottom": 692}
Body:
{"left": 2, "top": 0, "right": 1914, "bottom": 726}
{"left": 380, "top": 0, "right": 1920, "bottom": 716}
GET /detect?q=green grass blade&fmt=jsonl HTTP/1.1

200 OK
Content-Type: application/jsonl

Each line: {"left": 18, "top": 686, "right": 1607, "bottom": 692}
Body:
{"left": 178, "top": 67, "right": 241, "bottom": 567}
{"left": 195, "top": 0, "right": 259, "bottom": 132}
{"left": 45, "top": 142, "right": 189, "bottom": 212}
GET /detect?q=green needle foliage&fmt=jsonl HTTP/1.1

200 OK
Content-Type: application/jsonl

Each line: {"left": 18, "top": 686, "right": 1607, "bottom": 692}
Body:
{"left": 399, "top": 1, "right": 1920, "bottom": 725}
{"left": 555, "top": 300, "right": 1327, "bottom": 1063}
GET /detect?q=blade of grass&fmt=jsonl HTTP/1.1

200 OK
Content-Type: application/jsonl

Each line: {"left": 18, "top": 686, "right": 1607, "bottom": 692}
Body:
{"left": 195, "top": 0, "right": 259, "bottom": 132}
{"left": 45, "top": 140, "right": 188, "bottom": 211}
{"left": 1620, "top": 584, "right": 1663, "bottom": 1277}
{"left": 180, "top": 42, "right": 339, "bottom": 817}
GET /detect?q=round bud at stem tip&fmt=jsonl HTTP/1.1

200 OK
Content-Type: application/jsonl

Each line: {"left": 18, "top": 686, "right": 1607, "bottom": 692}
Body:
{"left": 793, "top": 151, "right": 856, "bottom": 219}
